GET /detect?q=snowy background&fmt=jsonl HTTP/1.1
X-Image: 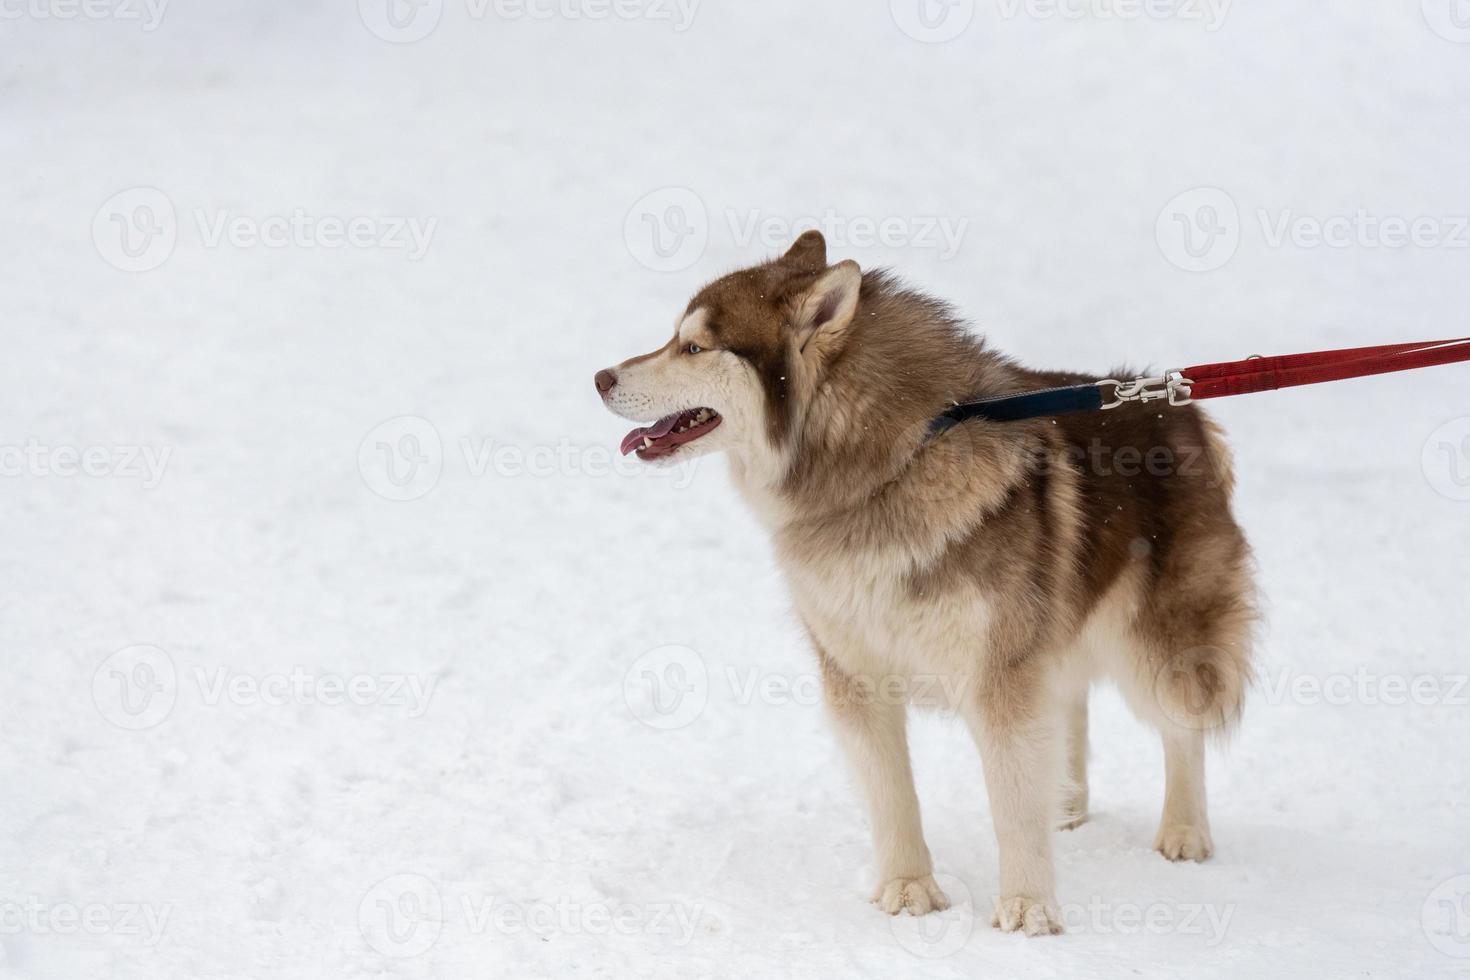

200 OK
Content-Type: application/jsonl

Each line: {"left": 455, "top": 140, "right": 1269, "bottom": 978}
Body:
{"left": 4, "top": 1, "right": 1470, "bottom": 977}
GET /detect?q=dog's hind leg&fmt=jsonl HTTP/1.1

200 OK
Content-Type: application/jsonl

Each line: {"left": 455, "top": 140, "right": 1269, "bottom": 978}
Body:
{"left": 1154, "top": 727, "right": 1213, "bottom": 861}
{"left": 1056, "top": 690, "right": 1089, "bottom": 831}
{"left": 819, "top": 650, "right": 948, "bottom": 916}
{"left": 1109, "top": 480, "right": 1254, "bottom": 861}
{"left": 1109, "top": 638, "right": 1237, "bottom": 862}
{"left": 1109, "top": 588, "right": 1250, "bottom": 861}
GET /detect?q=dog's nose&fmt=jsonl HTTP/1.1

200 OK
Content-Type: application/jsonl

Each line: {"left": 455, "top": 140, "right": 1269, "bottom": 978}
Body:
{"left": 595, "top": 368, "right": 618, "bottom": 395}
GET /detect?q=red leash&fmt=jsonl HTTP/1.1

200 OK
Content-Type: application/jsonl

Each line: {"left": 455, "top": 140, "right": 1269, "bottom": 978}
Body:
{"left": 1182, "top": 337, "right": 1470, "bottom": 401}
{"left": 930, "top": 337, "right": 1470, "bottom": 430}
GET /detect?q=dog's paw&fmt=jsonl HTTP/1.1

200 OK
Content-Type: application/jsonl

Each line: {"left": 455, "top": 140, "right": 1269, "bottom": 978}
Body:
{"left": 1056, "top": 808, "right": 1089, "bottom": 831}
{"left": 991, "top": 895, "right": 1064, "bottom": 936}
{"left": 871, "top": 875, "right": 951, "bottom": 916}
{"left": 1056, "top": 788, "right": 1088, "bottom": 830}
{"left": 1155, "top": 824, "right": 1214, "bottom": 862}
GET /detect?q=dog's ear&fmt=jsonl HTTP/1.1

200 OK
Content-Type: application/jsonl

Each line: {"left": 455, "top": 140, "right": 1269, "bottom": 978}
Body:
{"left": 782, "top": 230, "right": 827, "bottom": 272}
{"left": 790, "top": 259, "right": 861, "bottom": 363}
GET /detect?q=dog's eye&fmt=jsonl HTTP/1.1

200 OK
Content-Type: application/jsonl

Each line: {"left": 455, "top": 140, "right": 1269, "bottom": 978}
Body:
{"left": 684, "top": 343, "right": 703, "bottom": 355}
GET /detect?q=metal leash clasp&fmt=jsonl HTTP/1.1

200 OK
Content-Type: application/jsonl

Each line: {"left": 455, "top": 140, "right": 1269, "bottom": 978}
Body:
{"left": 1097, "top": 371, "right": 1194, "bottom": 409}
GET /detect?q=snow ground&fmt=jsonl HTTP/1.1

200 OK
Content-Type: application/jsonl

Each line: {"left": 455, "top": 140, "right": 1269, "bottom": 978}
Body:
{"left": 3, "top": 1, "right": 1470, "bottom": 977}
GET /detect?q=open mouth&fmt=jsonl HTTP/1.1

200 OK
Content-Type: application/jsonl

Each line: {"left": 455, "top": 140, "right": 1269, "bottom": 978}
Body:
{"left": 619, "top": 408, "right": 722, "bottom": 460}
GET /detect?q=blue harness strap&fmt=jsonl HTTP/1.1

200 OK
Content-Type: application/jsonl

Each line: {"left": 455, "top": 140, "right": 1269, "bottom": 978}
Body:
{"left": 927, "top": 336, "right": 1470, "bottom": 437}
{"left": 927, "top": 383, "right": 1104, "bottom": 434}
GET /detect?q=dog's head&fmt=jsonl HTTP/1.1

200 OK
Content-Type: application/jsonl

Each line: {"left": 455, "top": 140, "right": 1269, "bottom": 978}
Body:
{"left": 595, "top": 231, "right": 861, "bottom": 471}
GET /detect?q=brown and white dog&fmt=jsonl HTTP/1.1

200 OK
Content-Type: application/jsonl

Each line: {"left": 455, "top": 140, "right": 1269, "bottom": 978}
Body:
{"left": 595, "top": 231, "right": 1255, "bottom": 936}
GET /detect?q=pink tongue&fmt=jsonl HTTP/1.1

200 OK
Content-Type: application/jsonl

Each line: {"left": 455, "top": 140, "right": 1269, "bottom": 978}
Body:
{"left": 620, "top": 412, "right": 682, "bottom": 456}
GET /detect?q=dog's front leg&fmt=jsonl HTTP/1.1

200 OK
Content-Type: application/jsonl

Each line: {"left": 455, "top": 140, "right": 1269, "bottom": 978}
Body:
{"left": 966, "top": 680, "right": 1064, "bottom": 936}
{"left": 819, "top": 651, "right": 948, "bottom": 916}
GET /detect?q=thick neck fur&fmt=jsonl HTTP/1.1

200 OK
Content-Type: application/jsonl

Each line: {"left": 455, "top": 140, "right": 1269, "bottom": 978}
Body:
{"left": 730, "top": 271, "right": 1031, "bottom": 539}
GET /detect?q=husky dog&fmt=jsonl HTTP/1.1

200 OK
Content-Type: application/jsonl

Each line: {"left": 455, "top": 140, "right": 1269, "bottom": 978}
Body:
{"left": 596, "top": 232, "right": 1254, "bottom": 936}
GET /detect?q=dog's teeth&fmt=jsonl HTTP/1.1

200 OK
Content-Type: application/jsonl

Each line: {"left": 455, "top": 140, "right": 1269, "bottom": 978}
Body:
{"left": 642, "top": 437, "right": 653, "bottom": 449}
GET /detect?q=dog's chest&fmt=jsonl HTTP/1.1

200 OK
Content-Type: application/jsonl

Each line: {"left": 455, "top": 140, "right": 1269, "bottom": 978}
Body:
{"left": 777, "top": 542, "right": 989, "bottom": 674}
